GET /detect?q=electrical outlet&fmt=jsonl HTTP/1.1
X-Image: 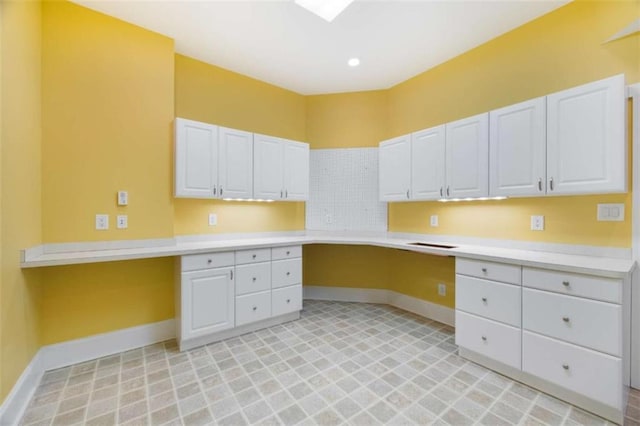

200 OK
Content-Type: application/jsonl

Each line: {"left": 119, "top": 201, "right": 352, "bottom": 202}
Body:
{"left": 530, "top": 215, "right": 544, "bottom": 231}
{"left": 95, "top": 214, "right": 109, "bottom": 230}
{"left": 438, "top": 283, "right": 446, "bottom": 296}
{"left": 208, "top": 213, "right": 217, "bottom": 226}
{"left": 117, "top": 190, "right": 128, "bottom": 206}
{"left": 430, "top": 215, "right": 439, "bottom": 227}
{"left": 117, "top": 215, "right": 128, "bottom": 229}
{"left": 597, "top": 203, "right": 624, "bottom": 221}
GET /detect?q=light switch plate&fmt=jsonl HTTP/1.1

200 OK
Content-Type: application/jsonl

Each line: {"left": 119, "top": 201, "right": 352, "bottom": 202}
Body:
{"left": 530, "top": 215, "right": 544, "bottom": 231}
{"left": 117, "top": 191, "right": 128, "bottom": 206}
{"left": 208, "top": 213, "right": 217, "bottom": 226}
{"left": 597, "top": 203, "right": 624, "bottom": 221}
{"left": 438, "top": 283, "right": 446, "bottom": 296}
{"left": 430, "top": 215, "right": 439, "bottom": 227}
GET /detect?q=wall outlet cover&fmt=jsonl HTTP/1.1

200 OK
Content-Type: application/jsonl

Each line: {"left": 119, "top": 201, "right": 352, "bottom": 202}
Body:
{"left": 95, "top": 214, "right": 109, "bottom": 230}
{"left": 438, "top": 283, "right": 446, "bottom": 296}
{"left": 116, "top": 215, "right": 128, "bottom": 229}
{"left": 117, "top": 191, "right": 128, "bottom": 206}
{"left": 597, "top": 203, "right": 624, "bottom": 221}
{"left": 208, "top": 213, "right": 217, "bottom": 226}
{"left": 530, "top": 215, "right": 544, "bottom": 231}
{"left": 430, "top": 215, "right": 439, "bottom": 227}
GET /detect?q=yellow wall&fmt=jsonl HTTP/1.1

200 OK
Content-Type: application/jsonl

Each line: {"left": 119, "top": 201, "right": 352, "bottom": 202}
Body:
{"left": 41, "top": 1, "right": 175, "bottom": 243}
{"left": 0, "top": 0, "right": 43, "bottom": 402}
{"left": 39, "top": 2, "right": 177, "bottom": 345}
{"left": 305, "top": 90, "right": 389, "bottom": 149}
{"left": 173, "top": 54, "right": 306, "bottom": 235}
{"left": 387, "top": 0, "right": 638, "bottom": 247}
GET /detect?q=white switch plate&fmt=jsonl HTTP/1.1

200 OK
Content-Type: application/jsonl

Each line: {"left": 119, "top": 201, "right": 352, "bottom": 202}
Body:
{"left": 530, "top": 215, "right": 544, "bottom": 231}
{"left": 95, "top": 214, "right": 109, "bottom": 230}
{"left": 597, "top": 203, "right": 624, "bottom": 221}
{"left": 117, "top": 191, "right": 128, "bottom": 206}
{"left": 208, "top": 213, "right": 217, "bottom": 226}
{"left": 430, "top": 215, "right": 439, "bottom": 227}
{"left": 117, "top": 215, "right": 128, "bottom": 229}
{"left": 438, "top": 283, "right": 446, "bottom": 296}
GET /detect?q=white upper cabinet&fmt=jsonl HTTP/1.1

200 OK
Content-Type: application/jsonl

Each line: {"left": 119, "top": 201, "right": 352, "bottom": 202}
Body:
{"left": 283, "top": 140, "right": 309, "bottom": 201}
{"left": 218, "top": 127, "right": 254, "bottom": 200}
{"left": 546, "top": 74, "right": 626, "bottom": 195}
{"left": 490, "top": 97, "right": 546, "bottom": 197}
{"left": 379, "top": 135, "right": 411, "bottom": 201}
{"left": 411, "top": 125, "right": 446, "bottom": 201}
{"left": 445, "top": 113, "right": 489, "bottom": 199}
{"left": 254, "top": 134, "right": 284, "bottom": 200}
{"left": 175, "top": 118, "right": 219, "bottom": 198}
{"left": 253, "top": 134, "right": 309, "bottom": 201}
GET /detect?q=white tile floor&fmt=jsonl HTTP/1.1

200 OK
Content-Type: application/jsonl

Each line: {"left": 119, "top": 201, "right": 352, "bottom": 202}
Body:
{"left": 21, "top": 301, "right": 620, "bottom": 425}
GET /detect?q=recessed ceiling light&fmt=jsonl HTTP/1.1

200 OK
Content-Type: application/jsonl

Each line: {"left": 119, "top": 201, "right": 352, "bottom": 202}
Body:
{"left": 348, "top": 58, "right": 360, "bottom": 67}
{"left": 294, "top": 0, "right": 354, "bottom": 23}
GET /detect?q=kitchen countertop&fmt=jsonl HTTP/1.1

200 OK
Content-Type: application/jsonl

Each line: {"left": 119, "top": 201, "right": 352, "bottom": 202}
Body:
{"left": 20, "top": 231, "right": 635, "bottom": 278}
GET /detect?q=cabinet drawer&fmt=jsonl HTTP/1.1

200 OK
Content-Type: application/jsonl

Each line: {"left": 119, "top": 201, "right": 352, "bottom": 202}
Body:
{"left": 236, "top": 248, "right": 271, "bottom": 265}
{"left": 182, "top": 251, "right": 235, "bottom": 272}
{"left": 455, "top": 275, "right": 521, "bottom": 326}
{"left": 523, "top": 331, "right": 622, "bottom": 409}
{"left": 523, "top": 288, "right": 621, "bottom": 356}
{"left": 272, "top": 245, "right": 302, "bottom": 261}
{"left": 236, "top": 291, "right": 271, "bottom": 326}
{"left": 272, "top": 285, "right": 302, "bottom": 317}
{"left": 272, "top": 258, "right": 302, "bottom": 289}
{"left": 523, "top": 267, "right": 621, "bottom": 304}
{"left": 455, "top": 311, "right": 521, "bottom": 369}
{"left": 235, "top": 262, "right": 271, "bottom": 296}
{"left": 456, "top": 258, "right": 521, "bottom": 284}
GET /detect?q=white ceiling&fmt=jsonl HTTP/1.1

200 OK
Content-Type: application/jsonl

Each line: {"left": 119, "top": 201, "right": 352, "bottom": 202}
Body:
{"left": 72, "top": 0, "right": 571, "bottom": 95}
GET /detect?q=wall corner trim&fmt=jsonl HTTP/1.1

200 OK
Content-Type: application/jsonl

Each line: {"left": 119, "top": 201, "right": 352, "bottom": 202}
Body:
{"left": 0, "top": 319, "right": 176, "bottom": 425}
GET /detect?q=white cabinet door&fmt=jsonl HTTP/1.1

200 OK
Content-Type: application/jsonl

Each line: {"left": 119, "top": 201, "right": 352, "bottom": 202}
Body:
{"left": 218, "top": 127, "right": 253, "bottom": 199}
{"left": 445, "top": 113, "right": 489, "bottom": 199}
{"left": 490, "top": 98, "right": 546, "bottom": 197}
{"left": 181, "top": 267, "right": 234, "bottom": 341}
{"left": 412, "top": 125, "right": 446, "bottom": 200}
{"left": 379, "top": 135, "right": 411, "bottom": 201}
{"left": 546, "top": 74, "right": 626, "bottom": 195}
{"left": 175, "top": 118, "right": 218, "bottom": 198}
{"left": 254, "top": 134, "right": 284, "bottom": 200}
{"left": 283, "top": 140, "right": 309, "bottom": 201}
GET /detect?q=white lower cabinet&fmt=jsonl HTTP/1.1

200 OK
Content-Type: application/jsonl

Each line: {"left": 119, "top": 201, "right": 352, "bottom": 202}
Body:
{"left": 236, "top": 290, "right": 272, "bottom": 326}
{"left": 179, "top": 266, "right": 234, "bottom": 342}
{"left": 177, "top": 245, "right": 303, "bottom": 350}
{"left": 455, "top": 311, "right": 521, "bottom": 369}
{"left": 455, "top": 257, "right": 629, "bottom": 424}
{"left": 523, "top": 331, "right": 622, "bottom": 409}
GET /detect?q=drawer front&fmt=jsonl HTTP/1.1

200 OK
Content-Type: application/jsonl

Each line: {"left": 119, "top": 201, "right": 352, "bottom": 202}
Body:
{"left": 236, "top": 291, "right": 272, "bottom": 326}
{"left": 456, "top": 258, "right": 521, "bottom": 284}
{"left": 455, "top": 311, "right": 521, "bottom": 369}
{"left": 456, "top": 275, "right": 521, "bottom": 326}
{"left": 523, "top": 331, "right": 622, "bottom": 409}
{"left": 236, "top": 248, "right": 271, "bottom": 265}
{"left": 272, "top": 285, "right": 302, "bottom": 317}
{"left": 235, "top": 262, "right": 271, "bottom": 296}
{"left": 272, "top": 258, "right": 302, "bottom": 289}
{"left": 523, "top": 267, "right": 621, "bottom": 304}
{"left": 272, "top": 245, "right": 302, "bottom": 261}
{"left": 182, "top": 251, "right": 235, "bottom": 272}
{"left": 523, "top": 288, "right": 621, "bottom": 356}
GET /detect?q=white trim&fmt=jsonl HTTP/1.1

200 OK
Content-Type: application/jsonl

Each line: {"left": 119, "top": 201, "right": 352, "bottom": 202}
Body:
{"left": 39, "top": 319, "right": 175, "bottom": 371}
{"left": 175, "top": 231, "right": 305, "bottom": 244}
{"left": 303, "top": 285, "right": 455, "bottom": 326}
{"left": 0, "top": 320, "right": 175, "bottom": 425}
{"left": 0, "top": 352, "right": 44, "bottom": 426}
{"left": 629, "top": 82, "right": 640, "bottom": 388}
{"left": 388, "top": 291, "right": 455, "bottom": 327}
{"left": 303, "top": 285, "right": 390, "bottom": 304}
{"left": 605, "top": 18, "right": 640, "bottom": 43}
{"left": 42, "top": 237, "right": 176, "bottom": 254}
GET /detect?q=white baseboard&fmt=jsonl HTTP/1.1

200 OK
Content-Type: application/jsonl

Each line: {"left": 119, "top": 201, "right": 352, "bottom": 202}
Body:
{"left": 303, "top": 285, "right": 455, "bottom": 327}
{"left": 303, "top": 286, "right": 390, "bottom": 304}
{"left": 0, "top": 319, "right": 175, "bottom": 425}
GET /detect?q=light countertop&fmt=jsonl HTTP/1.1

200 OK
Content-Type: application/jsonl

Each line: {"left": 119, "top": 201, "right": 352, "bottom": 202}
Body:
{"left": 20, "top": 231, "right": 635, "bottom": 278}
